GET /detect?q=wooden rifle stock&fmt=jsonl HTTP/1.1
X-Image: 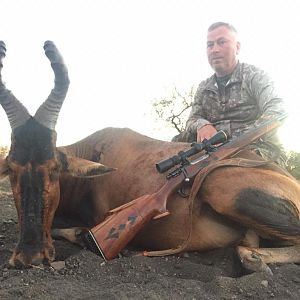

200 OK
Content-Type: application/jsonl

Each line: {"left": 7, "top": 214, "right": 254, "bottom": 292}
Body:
{"left": 83, "top": 176, "right": 183, "bottom": 260}
{"left": 83, "top": 114, "right": 287, "bottom": 260}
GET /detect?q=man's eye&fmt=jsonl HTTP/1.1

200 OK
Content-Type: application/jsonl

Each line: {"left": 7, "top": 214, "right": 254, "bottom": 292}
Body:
{"left": 207, "top": 43, "right": 214, "bottom": 48}
{"left": 218, "top": 40, "right": 227, "bottom": 46}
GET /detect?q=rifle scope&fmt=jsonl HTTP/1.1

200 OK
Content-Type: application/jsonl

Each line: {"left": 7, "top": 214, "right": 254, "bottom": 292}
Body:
{"left": 156, "top": 130, "right": 229, "bottom": 173}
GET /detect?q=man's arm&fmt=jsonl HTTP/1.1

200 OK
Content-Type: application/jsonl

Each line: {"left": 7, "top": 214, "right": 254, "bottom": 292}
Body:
{"left": 247, "top": 68, "right": 287, "bottom": 166}
{"left": 185, "top": 85, "right": 217, "bottom": 142}
{"left": 249, "top": 69, "right": 286, "bottom": 124}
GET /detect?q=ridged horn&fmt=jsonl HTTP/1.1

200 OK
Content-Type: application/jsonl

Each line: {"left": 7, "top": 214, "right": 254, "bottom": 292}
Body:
{"left": 34, "top": 41, "right": 70, "bottom": 130}
{"left": 0, "top": 41, "right": 31, "bottom": 130}
{"left": 0, "top": 40, "right": 5, "bottom": 61}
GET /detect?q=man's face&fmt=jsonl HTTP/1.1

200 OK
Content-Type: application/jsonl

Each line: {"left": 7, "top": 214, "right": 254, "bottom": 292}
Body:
{"left": 206, "top": 26, "right": 240, "bottom": 77}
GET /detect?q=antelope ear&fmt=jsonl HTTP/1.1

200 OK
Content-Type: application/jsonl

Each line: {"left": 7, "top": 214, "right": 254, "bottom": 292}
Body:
{"left": 62, "top": 155, "right": 116, "bottom": 178}
{"left": 0, "top": 158, "right": 9, "bottom": 179}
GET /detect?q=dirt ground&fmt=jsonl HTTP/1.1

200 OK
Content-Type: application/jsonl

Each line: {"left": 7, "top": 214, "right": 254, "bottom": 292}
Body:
{"left": 1, "top": 178, "right": 300, "bottom": 300}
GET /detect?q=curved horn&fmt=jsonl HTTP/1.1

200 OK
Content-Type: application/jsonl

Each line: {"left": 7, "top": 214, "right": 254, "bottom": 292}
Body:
{"left": 0, "top": 41, "right": 31, "bottom": 130}
{"left": 34, "top": 41, "right": 70, "bottom": 130}
{"left": 0, "top": 40, "right": 5, "bottom": 63}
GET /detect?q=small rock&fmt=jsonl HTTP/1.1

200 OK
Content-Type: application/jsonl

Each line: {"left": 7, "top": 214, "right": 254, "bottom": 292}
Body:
{"left": 2, "top": 272, "right": 9, "bottom": 278}
{"left": 261, "top": 280, "right": 268, "bottom": 288}
{"left": 51, "top": 260, "right": 66, "bottom": 271}
{"left": 292, "top": 276, "right": 300, "bottom": 283}
{"left": 3, "top": 219, "right": 14, "bottom": 224}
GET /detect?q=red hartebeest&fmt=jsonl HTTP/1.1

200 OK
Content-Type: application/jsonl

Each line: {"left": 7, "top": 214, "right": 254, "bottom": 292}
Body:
{"left": 0, "top": 41, "right": 300, "bottom": 272}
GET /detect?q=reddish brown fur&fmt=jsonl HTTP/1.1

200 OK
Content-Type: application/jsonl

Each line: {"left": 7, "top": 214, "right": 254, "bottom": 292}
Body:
{"left": 58, "top": 128, "right": 300, "bottom": 253}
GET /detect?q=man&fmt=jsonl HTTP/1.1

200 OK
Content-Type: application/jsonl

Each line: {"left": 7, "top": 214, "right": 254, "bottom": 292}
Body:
{"left": 177, "top": 22, "right": 286, "bottom": 167}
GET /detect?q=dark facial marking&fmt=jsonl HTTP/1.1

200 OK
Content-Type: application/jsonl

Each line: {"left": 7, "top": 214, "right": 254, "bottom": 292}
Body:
{"left": 10, "top": 118, "right": 55, "bottom": 165}
{"left": 20, "top": 168, "right": 44, "bottom": 239}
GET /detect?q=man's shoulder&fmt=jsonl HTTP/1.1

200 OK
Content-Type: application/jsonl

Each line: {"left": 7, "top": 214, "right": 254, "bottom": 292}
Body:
{"left": 228, "top": 62, "right": 268, "bottom": 85}
{"left": 238, "top": 62, "right": 266, "bottom": 77}
{"left": 198, "top": 74, "right": 215, "bottom": 89}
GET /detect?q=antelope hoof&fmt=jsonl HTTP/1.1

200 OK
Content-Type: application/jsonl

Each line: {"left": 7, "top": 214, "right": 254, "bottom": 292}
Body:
{"left": 237, "top": 246, "right": 273, "bottom": 276}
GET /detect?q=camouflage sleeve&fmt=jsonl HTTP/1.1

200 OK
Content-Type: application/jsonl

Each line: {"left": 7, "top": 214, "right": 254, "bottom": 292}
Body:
{"left": 185, "top": 84, "right": 211, "bottom": 134}
{"left": 248, "top": 68, "right": 287, "bottom": 166}
{"left": 249, "top": 69, "right": 287, "bottom": 125}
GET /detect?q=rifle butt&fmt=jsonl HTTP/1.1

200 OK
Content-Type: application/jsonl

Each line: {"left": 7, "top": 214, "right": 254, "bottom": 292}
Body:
{"left": 83, "top": 229, "right": 108, "bottom": 259}
{"left": 82, "top": 195, "right": 167, "bottom": 260}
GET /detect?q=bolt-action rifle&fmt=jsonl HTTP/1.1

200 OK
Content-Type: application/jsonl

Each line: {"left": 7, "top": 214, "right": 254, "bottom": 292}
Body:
{"left": 83, "top": 114, "right": 287, "bottom": 260}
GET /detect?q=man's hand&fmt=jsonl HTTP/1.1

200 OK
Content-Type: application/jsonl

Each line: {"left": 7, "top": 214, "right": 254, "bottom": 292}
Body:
{"left": 197, "top": 124, "right": 217, "bottom": 142}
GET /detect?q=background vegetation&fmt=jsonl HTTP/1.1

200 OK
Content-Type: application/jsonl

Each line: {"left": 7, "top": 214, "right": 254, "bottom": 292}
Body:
{"left": 0, "top": 146, "right": 8, "bottom": 159}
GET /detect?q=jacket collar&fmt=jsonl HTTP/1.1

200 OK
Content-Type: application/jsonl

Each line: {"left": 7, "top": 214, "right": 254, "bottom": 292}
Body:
{"left": 205, "top": 62, "right": 243, "bottom": 92}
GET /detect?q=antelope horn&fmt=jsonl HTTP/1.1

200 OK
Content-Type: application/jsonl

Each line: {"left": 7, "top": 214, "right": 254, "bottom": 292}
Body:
{"left": 34, "top": 41, "right": 70, "bottom": 130}
{"left": 0, "top": 41, "right": 31, "bottom": 130}
{"left": 0, "top": 40, "right": 6, "bottom": 61}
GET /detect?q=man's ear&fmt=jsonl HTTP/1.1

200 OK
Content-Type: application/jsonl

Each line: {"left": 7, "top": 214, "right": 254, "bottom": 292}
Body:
{"left": 236, "top": 41, "right": 241, "bottom": 55}
{"left": 0, "top": 158, "right": 9, "bottom": 179}
{"left": 61, "top": 155, "right": 116, "bottom": 178}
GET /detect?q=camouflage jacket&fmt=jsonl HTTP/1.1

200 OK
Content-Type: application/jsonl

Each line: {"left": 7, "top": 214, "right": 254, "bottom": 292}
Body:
{"left": 185, "top": 62, "right": 287, "bottom": 166}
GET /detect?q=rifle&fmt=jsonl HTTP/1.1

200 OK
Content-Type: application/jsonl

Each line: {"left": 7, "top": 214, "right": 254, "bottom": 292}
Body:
{"left": 82, "top": 114, "right": 287, "bottom": 260}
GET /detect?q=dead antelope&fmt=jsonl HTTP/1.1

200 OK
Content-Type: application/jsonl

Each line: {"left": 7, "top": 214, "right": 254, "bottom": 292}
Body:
{"left": 0, "top": 41, "right": 299, "bottom": 274}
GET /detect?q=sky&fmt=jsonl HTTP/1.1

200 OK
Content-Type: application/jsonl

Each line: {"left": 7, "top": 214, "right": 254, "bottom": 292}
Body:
{"left": 0, "top": 0, "right": 300, "bottom": 150}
